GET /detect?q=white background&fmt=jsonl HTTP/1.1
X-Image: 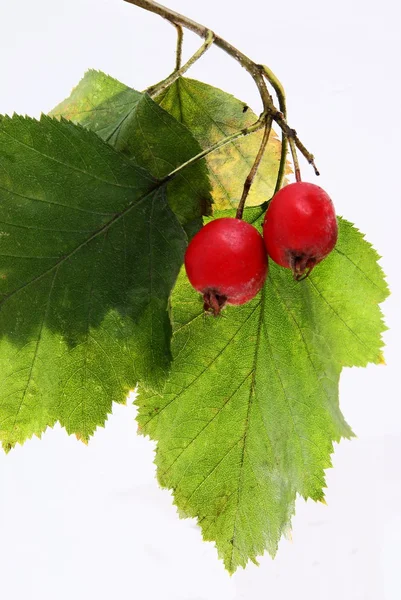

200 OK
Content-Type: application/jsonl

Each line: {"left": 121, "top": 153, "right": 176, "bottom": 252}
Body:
{"left": 0, "top": 0, "right": 400, "bottom": 598}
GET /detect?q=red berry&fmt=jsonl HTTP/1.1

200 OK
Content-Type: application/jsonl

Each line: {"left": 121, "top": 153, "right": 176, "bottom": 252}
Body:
{"left": 184, "top": 217, "right": 268, "bottom": 315}
{"left": 263, "top": 182, "right": 338, "bottom": 280}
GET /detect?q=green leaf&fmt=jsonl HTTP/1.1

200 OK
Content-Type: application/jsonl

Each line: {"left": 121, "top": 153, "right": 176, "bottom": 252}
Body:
{"left": 156, "top": 77, "right": 289, "bottom": 210}
{"left": 136, "top": 216, "right": 388, "bottom": 572}
{"left": 50, "top": 70, "right": 212, "bottom": 224}
{"left": 0, "top": 114, "right": 186, "bottom": 449}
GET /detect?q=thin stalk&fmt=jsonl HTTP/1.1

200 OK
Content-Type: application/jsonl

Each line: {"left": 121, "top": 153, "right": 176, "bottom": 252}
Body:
{"left": 261, "top": 64, "right": 288, "bottom": 193}
{"left": 146, "top": 30, "right": 214, "bottom": 98}
{"left": 125, "top": 0, "right": 276, "bottom": 120}
{"left": 261, "top": 64, "right": 286, "bottom": 114}
{"left": 236, "top": 116, "right": 273, "bottom": 219}
{"left": 270, "top": 116, "right": 319, "bottom": 176}
{"left": 174, "top": 23, "right": 183, "bottom": 71}
{"left": 275, "top": 133, "right": 288, "bottom": 192}
{"left": 288, "top": 136, "right": 301, "bottom": 182}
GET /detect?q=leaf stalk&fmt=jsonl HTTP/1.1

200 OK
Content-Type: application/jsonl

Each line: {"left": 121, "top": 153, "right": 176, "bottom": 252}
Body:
{"left": 173, "top": 23, "right": 183, "bottom": 71}
{"left": 161, "top": 116, "right": 266, "bottom": 183}
{"left": 146, "top": 30, "right": 215, "bottom": 98}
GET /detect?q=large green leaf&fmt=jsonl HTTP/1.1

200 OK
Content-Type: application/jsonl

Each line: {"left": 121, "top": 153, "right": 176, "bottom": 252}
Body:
{"left": 50, "top": 70, "right": 212, "bottom": 225}
{"left": 0, "top": 114, "right": 186, "bottom": 449}
{"left": 136, "top": 214, "right": 388, "bottom": 572}
{"left": 156, "top": 78, "right": 288, "bottom": 210}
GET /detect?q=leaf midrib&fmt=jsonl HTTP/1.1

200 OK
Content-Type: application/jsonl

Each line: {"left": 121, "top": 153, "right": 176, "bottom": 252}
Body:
{"left": 143, "top": 299, "right": 262, "bottom": 430}
{"left": 228, "top": 286, "right": 265, "bottom": 571}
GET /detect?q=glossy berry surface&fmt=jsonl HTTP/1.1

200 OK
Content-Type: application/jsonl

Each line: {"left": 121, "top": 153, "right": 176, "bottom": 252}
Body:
{"left": 184, "top": 217, "right": 268, "bottom": 314}
{"left": 263, "top": 182, "right": 338, "bottom": 279}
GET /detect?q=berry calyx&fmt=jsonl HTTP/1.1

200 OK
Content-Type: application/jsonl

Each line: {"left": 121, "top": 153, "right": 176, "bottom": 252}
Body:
{"left": 263, "top": 182, "right": 338, "bottom": 280}
{"left": 184, "top": 217, "right": 268, "bottom": 315}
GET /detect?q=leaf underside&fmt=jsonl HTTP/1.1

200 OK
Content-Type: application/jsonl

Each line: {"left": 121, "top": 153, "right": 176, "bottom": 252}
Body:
{"left": 136, "top": 213, "right": 388, "bottom": 572}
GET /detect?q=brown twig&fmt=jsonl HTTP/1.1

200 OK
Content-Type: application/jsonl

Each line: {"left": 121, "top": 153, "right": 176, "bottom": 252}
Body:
{"left": 236, "top": 116, "right": 273, "bottom": 219}
{"left": 124, "top": 0, "right": 318, "bottom": 174}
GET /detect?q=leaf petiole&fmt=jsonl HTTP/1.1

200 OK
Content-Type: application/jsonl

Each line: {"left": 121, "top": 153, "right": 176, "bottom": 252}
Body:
{"left": 261, "top": 64, "right": 288, "bottom": 193}
{"left": 173, "top": 23, "right": 183, "bottom": 71}
{"left": 161, "top": 116, "right": 266, "bottom": 183}
{"left": 146, "top": 29, "right": 215, "bottom": 98}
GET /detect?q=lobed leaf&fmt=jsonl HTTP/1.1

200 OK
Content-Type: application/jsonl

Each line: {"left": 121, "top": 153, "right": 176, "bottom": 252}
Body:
{"left": 0, "top": 115, "right": 186, "bottom": 448}
{"left": 136, "top": 216, "right": 388, "bottom": 572}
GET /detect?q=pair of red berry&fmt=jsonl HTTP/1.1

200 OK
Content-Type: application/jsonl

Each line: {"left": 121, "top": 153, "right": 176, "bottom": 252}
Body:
{"left": 185, "top": 182, "right": 338, "bottom": 314}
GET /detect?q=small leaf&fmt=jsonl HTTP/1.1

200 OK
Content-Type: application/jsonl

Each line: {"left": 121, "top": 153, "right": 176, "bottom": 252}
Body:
{"left": 136, "top": 216, "right": 388, "bottom": 572}
{"left": 51, "top": 70, "right": 212, "bottom": 224}
{"left": 0, "top": 114, "right": 186, "bottom": 448}
{"left": 156, "top": 78, "right": 289, "bottom": 210}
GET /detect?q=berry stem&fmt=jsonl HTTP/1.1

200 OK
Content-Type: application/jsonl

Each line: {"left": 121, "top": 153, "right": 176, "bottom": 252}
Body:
{"left": 260, "top": 65, "right": 288, "bottom": 193}
{"left": 236, "top": 115, "right": 273, "bottom": 219}
{"left": 146, "top": 30, "right": 214, "bottom": 98}
{"left": 124, "top": 0, "right": 318, "bottom": 173}
{"left": 161, "top": 116, "right": 266, "bottom": 183}
{"left": 288, "top": 135, "right": 302, "bottom": 182}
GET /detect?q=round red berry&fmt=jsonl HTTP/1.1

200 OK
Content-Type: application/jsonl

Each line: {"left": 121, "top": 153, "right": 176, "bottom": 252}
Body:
{"left": 263, "top": 182, "right": 338, "bottom": 280}
{"left": 184, "top": 217, "right": 268, "bottom": 314}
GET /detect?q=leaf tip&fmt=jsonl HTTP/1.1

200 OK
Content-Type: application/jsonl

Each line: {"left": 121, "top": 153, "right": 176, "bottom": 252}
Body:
{"left": 2, "top": 441, "right": 15, "bottom": 454}
{"left": 283, "top": 525, "right": 293, "bottom": 542}
{"left": 75, "top": 432, "right": 89, "bottom": 445}
{"left": 378, "top": 353, "right": 387, "bottom": 366}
